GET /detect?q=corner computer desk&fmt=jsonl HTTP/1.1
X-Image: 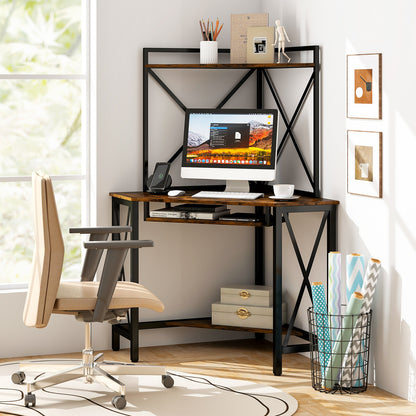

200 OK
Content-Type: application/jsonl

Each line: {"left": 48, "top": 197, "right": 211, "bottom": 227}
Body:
{"left": 109, "top": 190, "right": 339, "bottom": 376}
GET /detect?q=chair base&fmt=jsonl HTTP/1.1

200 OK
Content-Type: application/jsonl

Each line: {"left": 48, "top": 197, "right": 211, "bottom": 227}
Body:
{"left": 12, "top": 323, "right": 174, "bottom": 409}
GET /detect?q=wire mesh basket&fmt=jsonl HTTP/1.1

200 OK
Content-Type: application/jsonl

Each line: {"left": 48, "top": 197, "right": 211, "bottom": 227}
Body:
{"left": 307, "top": 307, "right": 372, "bottom": 394}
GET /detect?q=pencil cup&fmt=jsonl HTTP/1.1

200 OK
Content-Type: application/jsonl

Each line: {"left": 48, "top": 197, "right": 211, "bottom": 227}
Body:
{"left": 200, "top": 41, "right": 218, "bottom": 64}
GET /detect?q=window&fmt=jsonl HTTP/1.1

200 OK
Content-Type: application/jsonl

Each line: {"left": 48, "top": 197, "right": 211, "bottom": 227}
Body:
{"left": 0, "top": 0, "right": 90, "bottom": 288}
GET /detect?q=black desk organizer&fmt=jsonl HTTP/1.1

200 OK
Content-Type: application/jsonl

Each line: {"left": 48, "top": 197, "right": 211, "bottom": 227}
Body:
{"left": 110, "top": 46, "right": 339, "bottom": 376}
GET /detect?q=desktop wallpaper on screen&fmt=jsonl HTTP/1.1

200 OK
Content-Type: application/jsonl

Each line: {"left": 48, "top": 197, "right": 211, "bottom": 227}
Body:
{"left": 184, "top": 112, "right": 275, "bottom": 167}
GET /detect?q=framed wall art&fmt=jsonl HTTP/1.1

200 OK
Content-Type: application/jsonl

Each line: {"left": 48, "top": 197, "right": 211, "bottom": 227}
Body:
{"left": 347, "top": 53, "right": 382, "bottom": 119}
{"left": 347, "top": 130, "right": 382, "bottom": 198}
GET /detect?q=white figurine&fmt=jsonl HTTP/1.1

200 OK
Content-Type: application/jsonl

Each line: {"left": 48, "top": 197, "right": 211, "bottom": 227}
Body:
{"left": 272, "top": 19, "right": 291, "bottom": 63}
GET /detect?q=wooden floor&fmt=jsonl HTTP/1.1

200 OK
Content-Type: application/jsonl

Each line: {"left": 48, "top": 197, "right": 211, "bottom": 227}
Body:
{"left": 1, "top": 338, "right": 415, "bottom": 415}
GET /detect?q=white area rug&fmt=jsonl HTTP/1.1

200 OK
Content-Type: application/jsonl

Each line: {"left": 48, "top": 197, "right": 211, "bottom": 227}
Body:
{"left": 0, "top": 361, "right": 298, "bottom": 415}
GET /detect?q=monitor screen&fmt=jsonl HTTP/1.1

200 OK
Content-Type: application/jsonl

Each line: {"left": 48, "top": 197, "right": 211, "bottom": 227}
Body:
{"left": 181, "top": 109, "right": 278, "bottom": 185}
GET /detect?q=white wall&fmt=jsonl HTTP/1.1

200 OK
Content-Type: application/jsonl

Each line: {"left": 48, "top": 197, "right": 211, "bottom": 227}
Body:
{"left": 263, "top": 0, "right": 416, "bottom": 401}
{"left": 1, "top": 0, "right": 415, "bottom": 404}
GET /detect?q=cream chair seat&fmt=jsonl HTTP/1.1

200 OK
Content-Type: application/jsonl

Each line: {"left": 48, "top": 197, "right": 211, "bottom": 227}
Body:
{"left": 12, "top": 172, "right": 173, "bottom": 410}
{"left": 54, "top": 281, "right": 164, "bottom": 313}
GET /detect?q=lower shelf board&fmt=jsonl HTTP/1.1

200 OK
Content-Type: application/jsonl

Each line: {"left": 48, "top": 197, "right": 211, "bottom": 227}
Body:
{"left": 164, "top": 318, "right": 273, "bottom": 333}
{"left": 113, "top": 318, "right": 308, "bottom": 338}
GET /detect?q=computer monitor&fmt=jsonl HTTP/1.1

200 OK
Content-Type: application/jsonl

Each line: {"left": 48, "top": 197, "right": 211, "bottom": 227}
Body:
{"left": 181, "top": 108, "right": 278, "bottom": 192}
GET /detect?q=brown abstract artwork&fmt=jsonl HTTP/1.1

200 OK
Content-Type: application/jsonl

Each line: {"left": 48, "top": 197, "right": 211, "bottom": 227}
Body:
{"left": 354, "top": 69, "right": 373, "bottom": 104}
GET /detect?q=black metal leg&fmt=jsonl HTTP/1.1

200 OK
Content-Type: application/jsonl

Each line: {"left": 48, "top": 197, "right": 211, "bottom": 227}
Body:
{"left": 129, "top": 308, "right": 139, "bottom": 362}
{"left": 112, "top": 327, "right": 120, "bottom": 351}
{"left": 273, "top": 207, "right": 283, "bottom": 376}
{"left": 326, "top": 205, "right": 338, "bottom": 299}
{"left": 327, "top": 205, "right": 338, "bottom": 252}
{"left": 254, "top": 208, "right": 265, "bottom": 340}
{"left": 254, "top": 209, "right": 264, "bottom": 285}
{"left": 129, "top": 202, "right": 140, "bottom": 362}
{"left": 111, "top": 198, "right": 121, "bottom": 351}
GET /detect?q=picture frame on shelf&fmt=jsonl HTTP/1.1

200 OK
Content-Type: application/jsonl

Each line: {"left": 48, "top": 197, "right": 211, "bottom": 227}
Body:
{"left": 246, "top": 26, "right": 275, "bottom": 64}
{"left": 347, "top": 130, "right": 383, "bottom": 198}
{"left": 347, "top": 53, "right": 382, "bottom": 119}
{"left": 230, "top": 13, "right": 268, "bottom": 63}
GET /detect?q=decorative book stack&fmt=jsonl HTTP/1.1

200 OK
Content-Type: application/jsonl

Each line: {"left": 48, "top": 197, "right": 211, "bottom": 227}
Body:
{"left": 211, "top": 284, "right": 286, "bottom": 329}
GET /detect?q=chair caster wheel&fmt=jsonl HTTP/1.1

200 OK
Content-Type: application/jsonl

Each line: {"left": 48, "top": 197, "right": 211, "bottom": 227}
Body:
{"left": 25, "top": 393, "right": 36, "bottom": 407}
{"left": 11, "top": 371, "right": 26, "bottom": 385}
{"left": 162, "top": 374, "right": 174, "bottom": 388}
{"left": 112, "top": 395, "right": 126, "bottom": 410}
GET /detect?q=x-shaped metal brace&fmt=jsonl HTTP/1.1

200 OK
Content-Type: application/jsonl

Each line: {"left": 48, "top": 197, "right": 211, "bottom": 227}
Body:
{"left": 281, "top": 208, "right": 329, "bottom": 347}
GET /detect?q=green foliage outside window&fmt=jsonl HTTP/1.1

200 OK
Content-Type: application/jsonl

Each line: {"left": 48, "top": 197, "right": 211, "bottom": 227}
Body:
{"left": 0, "top": 0, "right": 85, "bottom": 285}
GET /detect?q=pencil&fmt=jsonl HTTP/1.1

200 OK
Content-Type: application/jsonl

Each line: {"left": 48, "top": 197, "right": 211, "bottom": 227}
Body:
{"left": 214, "top": 23, "right": 223, "bottom": 41}
{"left": 199, "top": 20, "right": 205, "bottom": 41}
{"left": 202, "top": 19, "right": 208, "bottom": 41}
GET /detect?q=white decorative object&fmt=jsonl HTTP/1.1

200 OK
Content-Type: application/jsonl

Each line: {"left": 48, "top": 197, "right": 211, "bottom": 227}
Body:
{"left": 200, "top": 41, "right": 218, "bottom": 64}
{"left": 272, "top": 19, "right": 291, "bottom": 63}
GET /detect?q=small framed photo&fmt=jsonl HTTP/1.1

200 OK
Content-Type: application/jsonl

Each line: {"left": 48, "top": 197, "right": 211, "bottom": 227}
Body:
{"left": 347, "top": 53, "right": 382, "bottom": 119}
{"left": 246, "top": 26, "right": 274, "bottom": 64}
{"left": 347, "top": 130, "right": 382, "bottom": 198}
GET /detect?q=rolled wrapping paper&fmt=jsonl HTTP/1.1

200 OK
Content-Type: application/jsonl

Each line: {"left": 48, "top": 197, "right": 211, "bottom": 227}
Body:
{"left": 323, "top": 291, "right": 364, "bottom": 390}
{"left": 328, "top": 251, "right": 342, "bottom": 341}
{"left": 311, "top": 282, "right": 331, "bottom": 378}
{"left": 341, "top": 258, "right": 381, "bottom": 387}
{"left": 346, "top": 253, "right": 365, "bottom": 302}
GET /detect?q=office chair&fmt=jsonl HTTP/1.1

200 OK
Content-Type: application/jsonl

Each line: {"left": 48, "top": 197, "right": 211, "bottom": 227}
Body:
{"left": 11, "top": 172, "right": 173, "bottom": 410}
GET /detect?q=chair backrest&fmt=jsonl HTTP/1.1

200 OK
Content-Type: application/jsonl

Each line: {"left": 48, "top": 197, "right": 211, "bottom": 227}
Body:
{"left": 23, "top": 173, "right": 64, "bottom": 328}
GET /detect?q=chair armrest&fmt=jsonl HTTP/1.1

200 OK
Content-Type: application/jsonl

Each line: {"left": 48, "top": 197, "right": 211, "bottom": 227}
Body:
{"left": 72, "top": 226, "right": 133, "bottom": 282}
{"left": 86, "top": 240, "right": 154, "bottom": 322}
{"left": 69, "top": 226, "right": 132, "bottom": 234}
{"left": 84, "top": 240, "right": 154, "bottom": 250}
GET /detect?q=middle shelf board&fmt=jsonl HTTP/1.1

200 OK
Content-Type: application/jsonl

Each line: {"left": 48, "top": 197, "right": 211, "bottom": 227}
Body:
{"left": 146, "top": 63, "right": 315, "bottom": 69}
{"left": 145, "top": 217, "right": 264, "bottom": 227}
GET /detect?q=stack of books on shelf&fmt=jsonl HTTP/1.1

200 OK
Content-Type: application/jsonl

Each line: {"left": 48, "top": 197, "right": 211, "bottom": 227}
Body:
{"left": 149, "top": 204, "right": 230, "bottom": 220}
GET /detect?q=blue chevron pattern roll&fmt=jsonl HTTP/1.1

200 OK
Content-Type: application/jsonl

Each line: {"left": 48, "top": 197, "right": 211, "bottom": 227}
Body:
{"left": 328, "top": 251, "right": 341, "bottom": 341}
{"left": 346, "top": 254, "right": 364, "bottom": 302}
{"left": 341, "top": 258, "right": 381, "bottom": 387}
{"left": 311, "top": 282, "right": 331, "bottom": 378}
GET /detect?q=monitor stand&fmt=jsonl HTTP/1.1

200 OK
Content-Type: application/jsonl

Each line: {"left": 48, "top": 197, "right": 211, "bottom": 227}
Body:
{"left": 224, "top": 180, "right": 250, "bottom": 193}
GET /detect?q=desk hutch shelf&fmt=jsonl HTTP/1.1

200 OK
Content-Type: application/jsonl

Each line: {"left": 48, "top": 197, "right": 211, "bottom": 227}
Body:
{"left": 110, "top": 46, "right": 339, "bottom": 376}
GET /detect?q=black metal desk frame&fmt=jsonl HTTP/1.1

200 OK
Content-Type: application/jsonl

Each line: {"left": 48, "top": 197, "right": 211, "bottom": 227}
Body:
{"left": 111, "top": 193, "right": 338, "bottom": 376}
{"left": 110, "top": 46, "right": 338, "bottom": 376}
